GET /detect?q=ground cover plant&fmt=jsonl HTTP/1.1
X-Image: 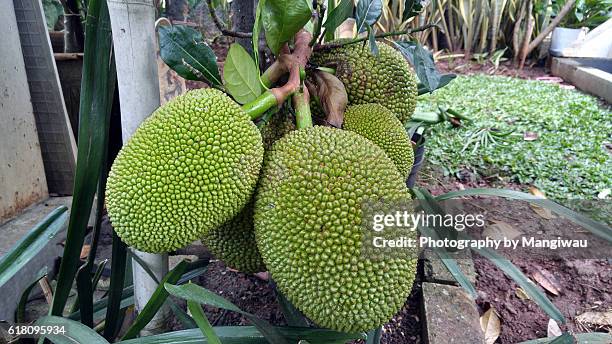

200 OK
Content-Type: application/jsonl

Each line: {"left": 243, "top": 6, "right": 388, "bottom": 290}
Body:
{"left": 419, "top": 75, "right": 612, "bottom": 200}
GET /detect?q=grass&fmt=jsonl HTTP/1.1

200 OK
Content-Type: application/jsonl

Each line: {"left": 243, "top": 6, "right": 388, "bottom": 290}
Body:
{"left": 418, "top": 75, "right": 611, "bottom": 200}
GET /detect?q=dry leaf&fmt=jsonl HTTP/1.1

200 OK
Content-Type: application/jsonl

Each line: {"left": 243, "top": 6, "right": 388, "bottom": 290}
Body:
{"left": 532, "top": 269, "right": 562, "bottom": 296}
{"left": 523, "top": 131, "right": 538, "bottom": 141}
{"left": 307, "top": 71, "right": 348, "bottom": 127}
{"left": 530, "top": 204, "right": 555, "bottom": 219}
{"left": 515, "top": 288, "right": 530, "bottom": 300}
{"left": 480, "top": 308, "right": 501, "bottom": 344}
{"left": 547, "top": 318, "right": 562, "bottom": 337}
{"left": 80, "top": 245, "right": 91, "bottom": 260}
{"left": 336, "top": 18, "right": 356, "bottom": 39}
{"left": 528, "top": 186, "right": 546, "bottom": 199}
{"left": 483, "top": 220, "right": 523, "bottom": 241}
{"left": 576, "top": 311, "right": 612, "bottom": 327}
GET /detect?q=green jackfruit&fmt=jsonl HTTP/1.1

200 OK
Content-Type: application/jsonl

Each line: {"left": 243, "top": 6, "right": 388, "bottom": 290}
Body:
{"left": 201, "top": 201, "right": 266, "bottom": 273}
{"left": 106, "top": 88, "right": 264, "bottom": 253}
{"left": 259, "top": 110, "right": 296, "bottom": 151}
{"left": 311, "top": 41, "right": 418, "bottom": 123}
{"left": 344, "top": 104, "right": 414, "bottom": 179}
{"left": 254, "top": 126, "right": 416, "bottom": 332}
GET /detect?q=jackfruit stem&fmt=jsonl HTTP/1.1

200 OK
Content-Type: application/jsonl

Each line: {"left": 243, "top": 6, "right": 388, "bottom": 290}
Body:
{"left": 293, "top": 89, "right": 313, "bottom": 129}
{"left": 242, "top": 91, "right": 279, "bottom": 120}
{"left": 312, "top": 24, "right": 438, "bottom": 51}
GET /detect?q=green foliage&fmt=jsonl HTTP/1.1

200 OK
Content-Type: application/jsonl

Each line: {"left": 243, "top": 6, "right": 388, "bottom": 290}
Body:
{"left": 262, "top": 0, "right": 312, "bottom": 54}
{"left": 355, "top": 0, "right": 383, "bottom": 33}
{"left": 420, "top": 75, "right": 612, "bottom": 200}
{"left": 557, "top": 0, "right": 612, "bottom": 29}
{"left": 42, "top": 0, "right": 64, "bottom": 30}
{"left": 223, "top": 43, "right": 264, "bottom": 104}
{"left": 158, "top": 25, "right": 222, "bottom": 87}
{"left": 323, "top": 0, "right": 354, "bottom": 34}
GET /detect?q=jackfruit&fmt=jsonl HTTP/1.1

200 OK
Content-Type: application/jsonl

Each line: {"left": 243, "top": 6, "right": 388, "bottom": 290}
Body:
{"left": 106, "top": 88, "right": 264, "bottom": 253}
{"left": 254, "top": 126, "right": 416, "bottom": 332}
{"left": 311, "top": 41, "right": 418, "bottom": 123}
{"left": 259, "top": 110, "right": 296, "bottom": 151}
{"left": 201, "top": 201, "right": 266, "bottom": 273}
{"left": 343, "top": 104, "right": 414, "bottom": 179}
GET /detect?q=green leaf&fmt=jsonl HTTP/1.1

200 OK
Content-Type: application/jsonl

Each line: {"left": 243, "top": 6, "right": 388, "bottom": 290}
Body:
{"left": 51, "top": 0, "right": 116, "bottom": 316}
{"left": 169, "top": 301, "right": 197, "bottom": 329}
{"left": 117, "top": 327, "right": 366, "bottom": 344}
{"left": 355, "top": 0, "right": 382, "bottom": 33}
{"left": 165, "top": 283, "right": 290, "bottom": 344}
{"left": 0, "top": 206, "right": 67, "bottom": 288}
{"left": 122, "top": 260, "right": 191, "bottom": 340}
{"left": 417, "top": 74, "right": 456, "bottom": 95}
{"left": 103, "top": 232, "right": 128, "bottom": 339}
{"left": 35, "top": 316, "right": 110, "bottom": 344}
{"left": 16, "top": 267, "right": 48, "bottom": 323}
{"left": 469, "top": 241, "right": 565, "bottom": 324}
{"left": 68, "top": 286, "right": 134, "bottom": 321}
{"left": 394, "top": 41, "right": 440, "bottom": 92}
{"left": 367, "top": 25, "right": 379, "bottom": 56}
{"left": 274, "top": 285, "right": 309, "bottom": 327}
{"left": 434, "top": 188, "right": 612, "bottom": 243}
{"left": 187, "top": 301, "right": 222, "bottom": 344}
{"left": 262, "top": 0, "right": 312, "bottom": 55}
{"left": 224, "top": 43, "right": 264, "bottom": 104}
{"left": 158, "top": 25, "right": 222, "bottom": 87}
{"left": 253, "top": 0, "right": 265, "bottom": 71}
{"left": 402, "top": 0, "right": 423, "bottom": 21}
{"left": 366, "top": 327, "right": 382, "bottom": 344}
{"left": 517, "top": 332, "right": 612, "bottom": 344}
{"left": 322, "top": 0, "right": 354, "bottom": 33}
{"left": 76, "top": 261, "right": 95, "bottom": 327}
{"left": 42, "top": 0, "right": 64, "bottom": 30}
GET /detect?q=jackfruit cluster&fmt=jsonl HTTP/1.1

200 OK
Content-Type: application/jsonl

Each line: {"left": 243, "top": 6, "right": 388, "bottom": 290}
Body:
{"left": 105, "top": 88, "right": 264, "bottom": 253}
{"left": 254, "top": 126, "right": 417, "bottom": 332}
{"left": 343, "top": 104, "right": 414, "bottom": 179}
{"left": 311, "top": 40, "right": 418, "bottom": 123}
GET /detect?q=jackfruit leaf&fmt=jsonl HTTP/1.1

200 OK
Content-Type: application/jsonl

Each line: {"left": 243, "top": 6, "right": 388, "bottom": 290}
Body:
{"left": 394, "top": 41, "right": 440, "bottom": 92}
{"left": 187, "top": 301, "right": 222, "bottom": 344}
{"left": 417, "top": 74, "right": 456, "bottom": 95}
{"left": 480, "top": 308, "right": 501, "bottom": 344}
{"left": 547, "top": 318, "right": 562, "bottom": 337}
{"left": 16, "top": 267, "right": 48, "bottom": 323}
{"left": 253, "top": 0, "right": 264, "bottom": 71}
{"left": 158, "top": 25, "right": 222, "bottom": 87}
{"left": 402, "top": 0, "right": 423, "bottom": 21}
{"left": 165, "top": 283, "right": 290, "bottom": 344}
{"left": 355, "top": 0, "right": 383, "bottom": 33}
{"left": 367, "top": 24, "right": 379, "bottom": 56}
{"left": 117, "top": 327, "right": 366, "bottom": 344}
{"left": 0, "top": 207, "right": 67, "bottom": 288}
{"left": 122, "top": 259, "right": 209, "bottom": 340}
{"left": 224, "top": 43, "right": 264, "bottom": 104}
{"left": 516, "top": 332, "right": 612, "bottom": 344}
{"left": 262, "top": 0, "right": 312, "bottom": 55}
{"left": 323, "top": 0, "right": 354, "bottom": 33}
{"left": 434, "top": 188, "right": 612, "bottom": 244}
{"left": 310, "top": 71, "right": 348, "bottom": 127}
{"left": 35, "top": 316, "right": 110, "bottom": 344}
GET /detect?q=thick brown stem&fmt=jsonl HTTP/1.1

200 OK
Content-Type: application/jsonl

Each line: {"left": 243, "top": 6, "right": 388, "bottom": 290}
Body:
{"left": 512, "top": 0, "right": 527, "bottom": 63}
{"left": 518, "top": 0, "right": 534, "bottom": 69}
{"left": 526, "top": 0, "right": 576, "bottom": 55}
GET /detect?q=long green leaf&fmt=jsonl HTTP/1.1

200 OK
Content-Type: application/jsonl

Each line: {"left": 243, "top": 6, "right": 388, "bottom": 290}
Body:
{"left": 223, "top": 43, "right": 264, "bottom": 104}
{"left": 118, "top": 326, "right": 366, "bottom": 344}
{"left": 187, "top": 301, "right": 222, "bottom": 344}
{"left": 16, "top": 267, "right": 48, "bottom": 323}
{"left": 76, "top": 261, "right": 94, "bottom": 327}
{"left": 274, "top": 284, "right": 309, "bottom": 327}
{"left": 468, "top": 237, "right": 565, "bottom": 323}
{"left": 262, "top": 0, "right": 312, "bottom": 54}
{"left": 51, "top": 0, "right": 116, "bottom": 316}
{"left": 121, "top": 260, "right": 190, "bottom": 340}
{"left": 434, "top": 188, "right": 612, "bottom": 243}
{"left": 355, "top": 0, "right": 383, "bottom": 33}
{"left": 165, "top": 283, "right": 290, "bottom": 344}
{"left": 158, "top": 25, "right": 222, "bottom": 87}
{"left": 366, "top": 327, "right": 382, "bottom": 344}
{"left": 103, "top": 232, "right": 128, "bottom": 339}
{"left": 0, "top": 207, "right": 67, "bottom": 288}
{"left": 68, "top": 286, "right": 134, "bottom": 321}
{"left": 517, "top": 332, "right": 612, "bottom": 344}
{"left": 323, "top": 0, "right": 354, "bottom": 33}
{"left": 35, "top": 316, "right": 110, "bottom": 344}
{"left": 169, "top": 301, "right": 197, "bottom": 329}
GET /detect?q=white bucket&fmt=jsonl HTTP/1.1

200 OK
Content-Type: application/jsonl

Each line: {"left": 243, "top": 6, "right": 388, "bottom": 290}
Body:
{"left": 550, "top": 27, "right": 588, "bottom": 56}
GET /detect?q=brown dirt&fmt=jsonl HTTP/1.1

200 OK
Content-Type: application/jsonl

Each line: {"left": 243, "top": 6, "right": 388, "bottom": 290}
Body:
{"left": 436, "top": 57, "right": 551, "bottom": 80}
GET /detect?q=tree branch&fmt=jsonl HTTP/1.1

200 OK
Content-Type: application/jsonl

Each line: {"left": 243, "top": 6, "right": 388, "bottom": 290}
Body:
{"left": 206, "top": 0, "right": 252, "bottom": 38}
{"left": 526, "top": 0, "right": 576, "bottom": 55}
{"left": 313, "top": 24, "right": 438, "bottom": 51}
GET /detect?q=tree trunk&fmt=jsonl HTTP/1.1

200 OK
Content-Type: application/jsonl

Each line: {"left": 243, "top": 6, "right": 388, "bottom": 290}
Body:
{"left": 512, "top": 0, "right": 527, "bottom": 63}
{"left": 231, "top": 0, "right": 255, "bottom": 53}
{"left": 518, "top": 0, "right": 534, "bottom": 68}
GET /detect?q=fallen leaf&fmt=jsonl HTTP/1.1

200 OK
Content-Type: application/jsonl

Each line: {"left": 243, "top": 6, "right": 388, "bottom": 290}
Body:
{"left": 515, "top": 288, "right": 530, "bottom": 300}
{"left": 547, "top": 318, "right": 562, "bottom": 337}
{"left": 523, "top": 131, "right": 538, "bottom": 141}
{"left": 483, "top": 220, "right": 523, "bottom": 241}
{"left": 532, "top": 269, "right": 562, "bottom": 296}
{"left": 530, "top": 204, "right": 555, "bottom": 220}
{"left": 80, "top": 245, "right": 91, "bottom": 260}
{"left": 528, "top": 186, "right": 546, "bottom": 199}
{"left": 576, "top": 311, "right": 612, "bottom": 327}
{"left": 480, "top": 308, "right": 501, "bottom": 344}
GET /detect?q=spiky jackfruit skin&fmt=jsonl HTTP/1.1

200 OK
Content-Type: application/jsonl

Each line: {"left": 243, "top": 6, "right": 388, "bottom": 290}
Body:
{"left": 254, "top": 126, "right": 416, "bottom": 332}
{"left": 259, "top": 110, "right": 296, "bottom": 151}
{"left": 311, "top": 41, "right": 418, "bottom": 123}
{"left": 201, "top": 202, "right": 266, "bottom": 273}
{"left": 344, "top": 104, "right": 414, "bottom": 179}
{"left": 106, "top": 88, "right": 264, "bottom": 253}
